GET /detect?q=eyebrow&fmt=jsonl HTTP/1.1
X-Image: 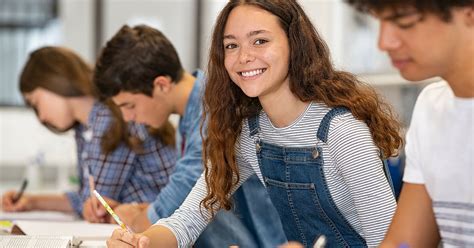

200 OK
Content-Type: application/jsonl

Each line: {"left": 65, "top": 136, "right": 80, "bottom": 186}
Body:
{"left": 382, "top": 11, "right": 419, "bottom": 21}
{"left": 115, "top": 102, "right": 132, "bottom": 107}
{"left": 223, "top": 30, "right": 268, "bottom": 40}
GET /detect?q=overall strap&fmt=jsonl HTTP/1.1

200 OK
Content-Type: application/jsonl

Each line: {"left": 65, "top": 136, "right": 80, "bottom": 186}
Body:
{"left": 248, "top": 114, "right": 260, "bottom": 137}
{"left": 317, "top": 106, "right": 396, "bottom": 197}
{"left": 317, "top": 107, "right": 350, "bottom": 142}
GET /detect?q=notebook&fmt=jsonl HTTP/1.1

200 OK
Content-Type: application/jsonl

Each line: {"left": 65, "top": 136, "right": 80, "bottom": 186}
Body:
{"left": 0, "top": 235, "right": 73, "bottom": 248}
{"left": 12, "top": 220, "right": 117, "bottom": 241}
{"left": 0, "top": 210, "right": 76, "bottom": 222}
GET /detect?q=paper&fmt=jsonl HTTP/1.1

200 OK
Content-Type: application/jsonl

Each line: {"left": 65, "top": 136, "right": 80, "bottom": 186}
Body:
{"left": 13, "top": 220, "right": 117, "bottom": 241}
{"left": 0, "top": 210, "right": 76, "bottom": 222}
{"left": 0, "top": 235, "right": 72, "bottom": 248}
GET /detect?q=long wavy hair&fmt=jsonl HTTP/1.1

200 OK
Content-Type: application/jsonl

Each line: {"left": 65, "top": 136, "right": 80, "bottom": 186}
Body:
{"left": 201, "top": 0, "right": 403, "bottom": 214}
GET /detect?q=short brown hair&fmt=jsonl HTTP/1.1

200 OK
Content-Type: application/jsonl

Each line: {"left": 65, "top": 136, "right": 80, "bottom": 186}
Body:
{"left": 94, "top": 24, "right": 184, "bottom": 100}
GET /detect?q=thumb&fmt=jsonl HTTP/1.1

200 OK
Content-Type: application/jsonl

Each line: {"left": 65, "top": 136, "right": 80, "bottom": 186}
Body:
{"left": 95, "top": 201, "right": 106, "bottom": 216}
{"left": 138, "top": 236, "right": 150, "bottom": 248}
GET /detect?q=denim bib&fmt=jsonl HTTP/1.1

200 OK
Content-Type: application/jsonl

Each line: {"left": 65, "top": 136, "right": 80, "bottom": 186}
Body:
{"left": 248, "top": 107, "right": 375, "bottom": 248}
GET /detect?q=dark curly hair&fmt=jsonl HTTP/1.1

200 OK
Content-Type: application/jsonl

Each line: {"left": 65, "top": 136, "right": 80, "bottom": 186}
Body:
{"left": 346, "top": 0, "right": 474, "bottom": 21}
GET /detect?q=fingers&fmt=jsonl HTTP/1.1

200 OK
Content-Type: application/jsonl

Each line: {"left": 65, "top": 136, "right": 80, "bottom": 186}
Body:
{"left": 1, "top": 191, "right": 16, "bottom": 211}
{"left": 279, "top": 242, "right": 305, "bottom": 248}
{"left": 107, "top": 229, "right": 149, "bottom": 248}
{"left": 2, "top": 191, "right": 29, "bottom": 212}
{"left": 138, "top": 236, "right": 150, "bottom": 248}
{"left": 83, "top": 198, "right": 106, "bottom": 223}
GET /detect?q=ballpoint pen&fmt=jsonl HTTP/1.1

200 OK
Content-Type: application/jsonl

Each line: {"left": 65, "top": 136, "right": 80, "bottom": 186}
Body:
{"left": 12, "top": 179, "right": 28, "bottom": 204}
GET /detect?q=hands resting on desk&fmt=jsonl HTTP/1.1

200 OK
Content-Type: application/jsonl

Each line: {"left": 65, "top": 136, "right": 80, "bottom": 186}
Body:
{"left": 82, "top": 196, "right": 151, "bottom": 233}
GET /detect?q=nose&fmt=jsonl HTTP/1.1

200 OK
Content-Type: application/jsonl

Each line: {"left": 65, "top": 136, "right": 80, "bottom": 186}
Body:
{"left": 238, "top": 45, "right": 255, "bottom": 64}
{"left": 378, "top": 22, "right": 402, "bottom": 51}
{"left": 121, "top": 109, "right": 135, "bottom": 122}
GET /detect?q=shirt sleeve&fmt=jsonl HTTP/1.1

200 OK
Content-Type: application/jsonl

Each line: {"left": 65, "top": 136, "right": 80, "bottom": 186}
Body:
{"left": 328, "top": 115, "right": 396, "bottom": 247}
{"left": 402, "top": 93, "right": 425, "bottom": 184}
{"left": 155, "top": 134, "right": 255, "bottom": 247}
{"left": 147, "top": 117, "right": 204, "bottom": 222}
{"left": 71, "top": 114, "right": 137, "bottom": 217}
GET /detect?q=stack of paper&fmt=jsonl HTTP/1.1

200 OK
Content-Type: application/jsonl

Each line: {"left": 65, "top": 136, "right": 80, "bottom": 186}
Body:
{"left": 0, "top": 235, "right": 72, "bottom": 248}
{"left": 13, "top": 220, "right": 117, "bottom": 241}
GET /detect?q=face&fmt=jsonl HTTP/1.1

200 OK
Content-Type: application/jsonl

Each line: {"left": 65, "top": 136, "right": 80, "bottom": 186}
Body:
{"left": 376, "top": 8, "right": 469, "bottom": 81}
{"left": 112, "top": 91, "right": 171, "bottom": 129}
{"left": 223, "top": 5, "right": 291, "bottom": 100}
{"left": 23, "top": 88, "right": 75, "bottom": 132}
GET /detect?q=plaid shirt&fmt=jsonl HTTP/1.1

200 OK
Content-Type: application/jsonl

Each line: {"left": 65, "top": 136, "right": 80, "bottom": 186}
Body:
{"left": 66, "top": 102, "right": 177, "bottom": 216}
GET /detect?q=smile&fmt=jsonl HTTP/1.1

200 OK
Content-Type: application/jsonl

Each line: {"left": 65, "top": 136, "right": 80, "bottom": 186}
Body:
{"left": 238, "top": 68, "right": 266, "bottom": 77}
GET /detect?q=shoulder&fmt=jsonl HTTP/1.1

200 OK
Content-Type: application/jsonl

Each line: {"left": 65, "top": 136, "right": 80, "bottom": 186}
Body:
{"left": 88, "top": 102, "right": 114, "bottom": 135}
{"left": 415, "top": 80, "right": 451, "bottom": 107}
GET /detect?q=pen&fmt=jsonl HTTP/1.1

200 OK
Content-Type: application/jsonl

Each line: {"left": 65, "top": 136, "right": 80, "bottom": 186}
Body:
{"left": 313, "top": 235, "right": 326, "bottom": 248}
{"left": 93, "top": 190, "right": 133, "bottom": 233}
{"left": 12, "top": 179, "right": 28, "bottom": 204}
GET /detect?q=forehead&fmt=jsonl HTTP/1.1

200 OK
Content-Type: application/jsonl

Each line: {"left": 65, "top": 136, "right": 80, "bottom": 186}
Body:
{"left": 112, "top": 91, "right": 137, "bottom": 103}
{"left": 374, "top": 5, "right": 418, "bottom": 20}
{"left": 224, "top": 5, "right": 281, "bottom": 33}
{"left": 23, "top": 88, "right": 45, "bottom": 102}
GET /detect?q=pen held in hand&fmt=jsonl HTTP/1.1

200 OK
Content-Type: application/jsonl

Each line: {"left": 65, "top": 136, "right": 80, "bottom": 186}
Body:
{"left": 12, "top": 179, "right": 28, "bottom": 204}
{"left": 93, "top": 190, "right": 133, "bottom": 233}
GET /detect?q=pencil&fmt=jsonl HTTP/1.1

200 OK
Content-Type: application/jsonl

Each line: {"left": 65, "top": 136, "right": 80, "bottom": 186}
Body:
{"left": 93, "top": 190, "right": 132, "bottom": 233}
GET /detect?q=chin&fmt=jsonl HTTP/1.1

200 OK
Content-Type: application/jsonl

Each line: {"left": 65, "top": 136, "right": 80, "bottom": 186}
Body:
{"left": 399, "top": 70, "right": 434, "bottom": 82}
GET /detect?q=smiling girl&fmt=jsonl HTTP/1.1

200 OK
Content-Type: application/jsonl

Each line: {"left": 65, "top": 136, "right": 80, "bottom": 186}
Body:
{"left": 107, "top": 1, "right": 403, "bottom": 247}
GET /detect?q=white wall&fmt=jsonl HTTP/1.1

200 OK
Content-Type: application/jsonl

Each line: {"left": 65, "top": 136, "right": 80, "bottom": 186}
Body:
{"left": 59, "top": 0, "right": 95, "bottom": 63}
{"left": 103, "top": 0, "right": 198, "bottom": 72}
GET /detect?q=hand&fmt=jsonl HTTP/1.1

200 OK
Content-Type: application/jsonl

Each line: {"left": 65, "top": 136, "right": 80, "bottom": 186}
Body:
{"left": 107, "top": 228, "right": 150, "bottom": 248}
{"left": 1, "top": 190, "right": 33, "bottom": 212}
{"left": 278, "top": 242, "right": 304, "bottom": 248}
{"left": 82, "top": 195, "right": 119, "bottom": 223}
{"left": 114, "top": 203, "right": 151, "bottom": 233}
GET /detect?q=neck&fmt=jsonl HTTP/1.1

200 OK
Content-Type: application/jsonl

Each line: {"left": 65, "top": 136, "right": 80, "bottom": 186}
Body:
{"left": 69, "top": 96, "right": 96, "bottom": 125}
{"left": 259, "top": 86, "right": 309, "bottom": 128}
{"left": 172, "top": 72, "right": 196, "bottom": 116}
{"left": 443, "top": 33, "right": 474, "bottom": 98}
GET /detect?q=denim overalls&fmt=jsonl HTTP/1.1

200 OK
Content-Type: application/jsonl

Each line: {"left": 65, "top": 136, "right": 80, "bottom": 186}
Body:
{"left": 248, "top": 107, "right": 392, "bottom": 248}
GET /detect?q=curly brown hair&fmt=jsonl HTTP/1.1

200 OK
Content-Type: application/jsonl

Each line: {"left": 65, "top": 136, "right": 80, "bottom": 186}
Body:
{"left": 201, "top": 0, "right": 403, "bottom": 215}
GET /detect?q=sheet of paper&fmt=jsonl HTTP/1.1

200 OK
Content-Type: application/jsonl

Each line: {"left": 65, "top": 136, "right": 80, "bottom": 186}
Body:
{"left": 0, "top": 235, "right": 72, "bottom": 248}
{"left": 13, "top": 220, "right": 117, "bottom": 241}
{"left": 0, "top": 210, "right": 76, "bottom": 222}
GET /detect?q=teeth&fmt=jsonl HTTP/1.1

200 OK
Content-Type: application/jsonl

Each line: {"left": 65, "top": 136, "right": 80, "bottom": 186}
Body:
{"left": 241, "top": 69, "right": 264, "bottom": 77}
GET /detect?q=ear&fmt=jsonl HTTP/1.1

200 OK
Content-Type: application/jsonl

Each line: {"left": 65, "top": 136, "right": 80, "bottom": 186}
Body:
{"left": 152, "top": 76, "right": 173, "bottom": 96}
{"left": 463, "top": 6, "right": 474, "bottom": 26}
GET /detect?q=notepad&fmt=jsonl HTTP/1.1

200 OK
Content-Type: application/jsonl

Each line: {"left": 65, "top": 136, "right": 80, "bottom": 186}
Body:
{"left": 0, "top": 235, "right": 73, "bottom": 248}
{"left": 13, "top": 220, "right": 117, "bottom": 241}
{"left": 0, "top": 210, "right": 76, "bottom": 222}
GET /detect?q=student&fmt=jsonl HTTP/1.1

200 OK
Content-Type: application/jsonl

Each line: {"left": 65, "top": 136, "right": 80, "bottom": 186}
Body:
{"left": 346, "top": 0, "right": 474, "bottom": 247}
{"left": 92, "top": 25, "right": 286, "bottom": 247}
{"left": 1, "top": 46, "right": 177, "bottom": 218}
{"left": 106, "top": 0, "right": 403, "bottom": 247}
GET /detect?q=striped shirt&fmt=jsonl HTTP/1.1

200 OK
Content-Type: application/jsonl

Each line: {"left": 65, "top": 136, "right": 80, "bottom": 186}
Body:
{"left": 158, "top": 101, "right": 396, "bottom": 247}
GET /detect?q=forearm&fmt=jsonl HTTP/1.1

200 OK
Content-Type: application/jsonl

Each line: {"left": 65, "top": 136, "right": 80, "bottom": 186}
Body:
{"left": 142, "top": 225, "right": 178, "bottom": 247}
{"left": 30, "top": 194, "right": 73, "bottom": 212}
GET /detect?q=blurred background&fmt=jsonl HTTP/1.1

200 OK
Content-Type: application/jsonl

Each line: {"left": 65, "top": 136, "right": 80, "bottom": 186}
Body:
{"left": 0, "top": 0, "right": 436, "bottom": 195}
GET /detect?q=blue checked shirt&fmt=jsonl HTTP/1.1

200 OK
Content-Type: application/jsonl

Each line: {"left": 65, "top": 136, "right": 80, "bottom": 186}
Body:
{"left": 66, "top": 102, "right": 177, "bottom": 216}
